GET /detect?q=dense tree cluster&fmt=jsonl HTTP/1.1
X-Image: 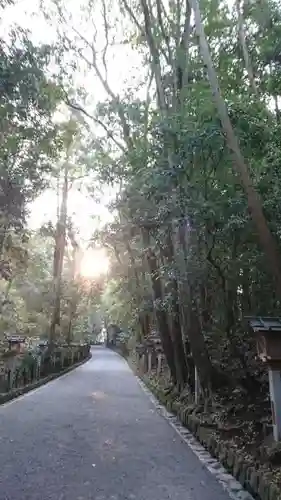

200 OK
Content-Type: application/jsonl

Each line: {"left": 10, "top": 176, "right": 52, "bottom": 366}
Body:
{"left": 1, "top": 0, "right": 281, "bottom": 485}
{"left": 0, "top": 8, "right": 100, "bottom": 344}
{"left": 45, "top": 0, "right": 281, "bottom": 397}
{"left": 3, "top": 0, "right": 281, "bottom": 398}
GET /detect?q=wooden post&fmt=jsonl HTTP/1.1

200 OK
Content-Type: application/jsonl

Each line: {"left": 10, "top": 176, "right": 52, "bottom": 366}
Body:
{"left": 157, "top": 354, "right": 163, "bottom": 376}
{"left": 141, "top": 354, "right": 148, "bottom": 373}
{"left": 140, "top": 354, "right": 145, "bottom": 373}
{"left": 148, "top": 351, "right": 152, "bottom": 372}
{"left": 0, "top": 363, "right": 5, "bottom": 392}
{"left": 195, "top": 365, "right": 201, "bottom": 404}
{"left": 37, "top": 360, "right": 40, "bottom": 380}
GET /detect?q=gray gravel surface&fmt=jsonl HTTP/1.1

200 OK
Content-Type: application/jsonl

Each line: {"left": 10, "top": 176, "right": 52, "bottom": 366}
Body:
{"left": 0, "top": 347, "right": 233, "bottom": 500}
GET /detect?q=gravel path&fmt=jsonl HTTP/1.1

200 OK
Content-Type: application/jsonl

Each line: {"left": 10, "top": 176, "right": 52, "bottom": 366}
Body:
{"left": 0, "top": 347, "right": 234, "bottom": 500}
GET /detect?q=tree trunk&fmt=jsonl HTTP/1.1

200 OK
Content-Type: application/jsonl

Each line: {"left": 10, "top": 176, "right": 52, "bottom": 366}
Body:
{"left": 125, "top": 241, "right": 150, "bottom": 340}
{"left": 176, "top": 219, "right": 214, "bottom": 393}
{"left": 66, "top": 228, "right": 81, "bottom": 344}
{"left": 241, "top": 268, "right": 252, "bottom": 313}
{"left": 160, "top": 227, "right": 188, "bottom": 389}
{"left": 190, "top": 0, "right": 281, "bottom": 299}
{"left": 142, "top": 228, "right": 177, "bottom": 383}
{"left": 49, "top": 164, "right": 69, "bottom": 343}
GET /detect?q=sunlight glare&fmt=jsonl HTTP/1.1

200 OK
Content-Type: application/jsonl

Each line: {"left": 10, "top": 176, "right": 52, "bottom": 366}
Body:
{"left": 80, "top": 249, "right": 110, "bottom": 279}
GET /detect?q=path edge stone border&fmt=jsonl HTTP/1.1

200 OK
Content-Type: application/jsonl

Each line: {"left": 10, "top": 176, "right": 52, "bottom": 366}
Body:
{"left": 128, "top": 361, "right": 281, "bottom": 500}
{"left": 0, "top": 354, "right": 92, "bottom": 405}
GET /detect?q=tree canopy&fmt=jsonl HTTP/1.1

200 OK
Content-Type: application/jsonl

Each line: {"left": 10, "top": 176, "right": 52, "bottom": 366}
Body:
{"left": 2, "top": 0, "right": 281, "bottom": 421}
{"left": 2, "top": 0, "right": 281, "bottom": 486}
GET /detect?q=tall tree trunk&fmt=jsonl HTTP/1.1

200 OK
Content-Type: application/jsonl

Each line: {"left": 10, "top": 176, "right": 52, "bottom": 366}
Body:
{"left": 66, "top": 228, "right": 81, "bottom": 344}
{"left": 114, "top": 238, "right": 148, "bottom": 341}
{"left": 241, "top": 268, "right": 252, "bottom": 313}
{"left": 125, "top": 241, "right": 150, "bottom": 340}
{"left": 160, "top": 226, "right": 188, "bottom": 389}
{"left": 176, "top": 220, "right": 214, "bottom": 393}
{"left": 190, "top": 0, "right": 281, "bottom": 299}
{"left": 49, "top": 163, "right": 69, "bottom": 343}
{"left": 142, "top": 228, "right": 177, "bottom": 383}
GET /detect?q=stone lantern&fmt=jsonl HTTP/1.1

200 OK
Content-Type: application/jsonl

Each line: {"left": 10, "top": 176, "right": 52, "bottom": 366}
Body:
{"left": 245, "top": 316, "right": 281, "bottom": 441}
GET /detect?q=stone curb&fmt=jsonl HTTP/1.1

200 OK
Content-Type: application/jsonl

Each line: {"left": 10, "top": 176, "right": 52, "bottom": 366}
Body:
{"left": 0, "top": 354, "right": 92, "bottom": 405}
{"left": 137, "top": 370, "right": 281, "bottom": 500}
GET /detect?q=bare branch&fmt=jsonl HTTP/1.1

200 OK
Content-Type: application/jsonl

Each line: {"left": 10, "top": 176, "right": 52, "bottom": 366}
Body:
{"left": 155, "top": 0, "right": 172, "bottom": 65}
{"left": 71, "top": 29, "right": 133, "bottom": 153}
{"left": 52, "top": 5, "right": 134, "bottom": 151}
{"left": 139, "top": 0, "right": 167, "bottom": 110}
{"left": 121, "top": 0, "right": 144, "bottom": 33}
{"left": 176, "top": 0, "right": 181, "bottom": 43}
{"left": 236, "top": 0, "right": 259, "bottom": 95}
{"left": 121, "top": 0, "right": 171, "bottom": 72}
{"left": 63, "top": 93, "right": 127, "bottom": 154}
{"left": 50, "top": 0, "right": 134, "bottom": 152}
{"left": 143, "top": 69, "right": 154, "bottom": 142}
{"left": 101, "top": 0, "right": 110, "bottom": 80}
{"left": 158, "top": 0, "right": 170, "bottom": 26}
{"left": 71, "top": 24, "right": 116, "bottom": 100}
{"left": 178, "top": 0, "right": 192, "bottom": 96}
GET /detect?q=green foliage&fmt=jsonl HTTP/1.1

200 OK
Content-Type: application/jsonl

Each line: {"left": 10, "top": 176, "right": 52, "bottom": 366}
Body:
{"left": 76, "top": 0, "right": 281, "bottom": 394}
{"left": 3, "top": 0, "right": 281, "bottom": 399}
{"left": 0, "top": 17, "right": 102, "bottom": 346}
{"left": 0, "top": 32, "right": 62, "bottom": 232}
